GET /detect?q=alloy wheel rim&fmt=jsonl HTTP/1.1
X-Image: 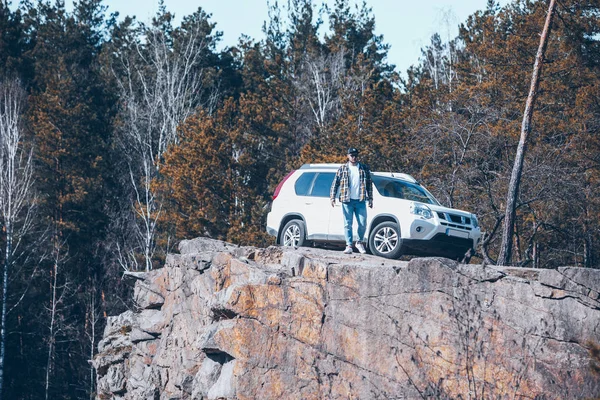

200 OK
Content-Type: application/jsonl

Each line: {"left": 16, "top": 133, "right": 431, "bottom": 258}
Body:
{"left": 283, "top": 224, "right": 300, "bottom": 246}
{"left": 374, "top": 226, "right": 398, "bottom": 254}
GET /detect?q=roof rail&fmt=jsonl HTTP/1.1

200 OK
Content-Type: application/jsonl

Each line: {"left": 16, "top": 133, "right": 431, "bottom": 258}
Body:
{"left": 299, "top": 163, "right": 343, "bottom": 169}
{"left": 298, "top": 164, "right": 418, "bottom": 183}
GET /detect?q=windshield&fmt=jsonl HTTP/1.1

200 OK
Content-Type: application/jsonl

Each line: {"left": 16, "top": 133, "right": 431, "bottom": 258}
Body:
{"left": 373, "top": 176, "right": 440, "bottom": 205}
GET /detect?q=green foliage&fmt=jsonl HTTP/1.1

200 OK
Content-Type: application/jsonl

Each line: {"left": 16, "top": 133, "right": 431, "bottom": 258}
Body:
{"left": 0, "top": 2, "right": 28, "bottom": 80}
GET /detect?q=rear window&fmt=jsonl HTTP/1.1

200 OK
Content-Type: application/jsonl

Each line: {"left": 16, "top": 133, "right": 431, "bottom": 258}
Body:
{"left": 295, "top": 172, "right": 315, "bottom": 196}
{"left": 294, "top": 172, "right": 336, "bottom": 197}
{"left": 373, "top": 176, "right": 439, "bottom": 205}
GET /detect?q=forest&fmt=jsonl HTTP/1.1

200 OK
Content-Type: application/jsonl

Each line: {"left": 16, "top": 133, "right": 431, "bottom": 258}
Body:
{"left": 0, "top": 0, "right": 599, "bottom": 397}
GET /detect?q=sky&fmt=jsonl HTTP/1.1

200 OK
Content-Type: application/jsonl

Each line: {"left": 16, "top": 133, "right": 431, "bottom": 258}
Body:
{"left": 80, "top": 0, "right": 510, "bottom": 76}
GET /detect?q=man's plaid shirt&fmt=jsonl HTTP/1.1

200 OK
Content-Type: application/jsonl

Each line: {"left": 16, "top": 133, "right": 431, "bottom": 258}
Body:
{"left": 330, "top": 163, "right": 373, "bottom": 203}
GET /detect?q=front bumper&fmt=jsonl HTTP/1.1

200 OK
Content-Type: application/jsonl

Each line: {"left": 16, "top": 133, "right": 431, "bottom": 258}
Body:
{"left": 403, "top": 233, "right": 475, "bottom": 259}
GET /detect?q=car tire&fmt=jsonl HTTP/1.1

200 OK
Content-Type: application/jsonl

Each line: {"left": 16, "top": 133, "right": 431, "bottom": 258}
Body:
{"left": 369, "top": 221, "right": 403, "bottom": 259}
{"left": 280, "top": 220, "right": 307, "bottom": 247}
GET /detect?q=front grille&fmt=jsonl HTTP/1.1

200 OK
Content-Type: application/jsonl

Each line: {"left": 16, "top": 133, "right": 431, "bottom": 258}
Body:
{"left": 449, "top": 214, "right": 461, "bottom": 223}
{"left": 437, "top": 212, "right": 472, "bottom": 230}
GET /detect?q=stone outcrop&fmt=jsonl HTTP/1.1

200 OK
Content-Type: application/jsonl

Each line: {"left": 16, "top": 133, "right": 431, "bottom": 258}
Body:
{"left": 94, "top": 237, "right": 600, "bottom": 399}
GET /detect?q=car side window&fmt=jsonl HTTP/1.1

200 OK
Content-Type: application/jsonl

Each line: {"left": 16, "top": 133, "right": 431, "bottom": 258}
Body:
{"left": 374, "top": 177, "right": 395, "bottom": 197}
{"left": 374, "top": 176, "right": 436, "bottom": 205}
{"left": 383, "top": 182, "right": 403, "bottom": 198}
{"left": 403, "top": 185, "right": 431, "bottom": 203}
{"left": 295, "top": 172, "right": 316, "bottom": 196}
{"left": 310, "top": 172, "right": 335, "bottom": 197}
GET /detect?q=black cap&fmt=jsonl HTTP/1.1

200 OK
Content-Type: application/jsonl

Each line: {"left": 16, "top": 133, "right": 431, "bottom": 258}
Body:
{"left": 347, "top": 147, "right": 359, "bottom": 155}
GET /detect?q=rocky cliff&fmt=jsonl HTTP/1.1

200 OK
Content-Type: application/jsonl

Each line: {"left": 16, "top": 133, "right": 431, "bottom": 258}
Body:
{"left": 94, "top": 237, "right": 600, "bottom": 399}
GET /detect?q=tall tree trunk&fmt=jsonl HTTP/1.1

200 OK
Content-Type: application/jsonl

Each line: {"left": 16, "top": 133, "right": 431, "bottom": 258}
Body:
{"left": 45, "top": 258, "right": 58, "bottom": 400}
{"left": 86, "top": 280, "right": 100, "bottom": 399}
{"left": 0, "top": 224, "right": 10, "bottom": 400}
{"left": 0, "top": 80, "right": 34, "bottom": 400}
{"left": 497, "top": 0, "right": 557, "bottom": 266}
{"left": 45, "top": 223, "right": 63, "bottom": 400}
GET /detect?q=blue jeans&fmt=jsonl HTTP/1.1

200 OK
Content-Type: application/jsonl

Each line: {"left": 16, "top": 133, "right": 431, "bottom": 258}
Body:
{"left": 342, "top": 199, "right": 367, "bottom": 246}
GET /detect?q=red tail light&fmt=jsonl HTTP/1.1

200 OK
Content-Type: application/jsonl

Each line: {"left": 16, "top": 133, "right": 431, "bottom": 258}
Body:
{"left": 273, "top": 170, "right": 295, "bottom": 200}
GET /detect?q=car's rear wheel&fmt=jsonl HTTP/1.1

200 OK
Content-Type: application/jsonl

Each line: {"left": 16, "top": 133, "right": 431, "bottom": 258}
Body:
{"left": 280, "top": 220, "right": 307, "bottom": 247}
{"left": 369, "top": 221, "right": 403, "bottom": 259}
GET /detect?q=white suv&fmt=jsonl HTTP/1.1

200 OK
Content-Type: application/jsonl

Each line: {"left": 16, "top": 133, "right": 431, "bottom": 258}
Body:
{"left": 266, "top": 164, "right": 481, "bottom": 260}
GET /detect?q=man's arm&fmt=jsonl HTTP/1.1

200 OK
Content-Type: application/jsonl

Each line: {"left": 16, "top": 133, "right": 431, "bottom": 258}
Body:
{"left": 330, "top": 168, "right": 342, "bottom": 207}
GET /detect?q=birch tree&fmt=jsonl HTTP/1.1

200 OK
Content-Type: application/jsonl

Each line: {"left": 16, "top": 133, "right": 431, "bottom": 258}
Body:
{"left": 110, "top": 7, "right": 219, "bottom": 271}
{"left": 0, "top": 80, "right": 35, "bottom": 399}
{"left": 84, "top": 279, "right": 102, "bottom": 399}
{"left": 295, "top": 49, "right": 346, "bottom": 129}
{"left": 44, "top": 240, "right": 72, "bottom": 400}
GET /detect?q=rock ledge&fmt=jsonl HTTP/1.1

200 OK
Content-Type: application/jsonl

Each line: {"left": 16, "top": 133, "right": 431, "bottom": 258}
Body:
{"left": 94, "top": 237, "right": 600, "bottom": 399}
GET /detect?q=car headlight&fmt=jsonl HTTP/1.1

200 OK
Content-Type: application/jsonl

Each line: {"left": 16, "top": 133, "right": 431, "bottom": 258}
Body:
{"left": 410, "top": 202, "right": 433, "bottom": 219}
{"left": 472, "top": 214, "right": 479, "bottom": 228}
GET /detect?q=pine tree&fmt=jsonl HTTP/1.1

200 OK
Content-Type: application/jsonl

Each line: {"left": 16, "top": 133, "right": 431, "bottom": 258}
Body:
{"left": 0, "top": 2, "right": 29, "bottom": 80}
{"left": 17, "top": 0, "right": 114, "bottom": 397}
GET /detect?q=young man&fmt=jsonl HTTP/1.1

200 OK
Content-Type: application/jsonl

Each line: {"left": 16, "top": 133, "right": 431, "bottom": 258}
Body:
{"left": 330, "top": 147, "right": 373, "bottom": 254}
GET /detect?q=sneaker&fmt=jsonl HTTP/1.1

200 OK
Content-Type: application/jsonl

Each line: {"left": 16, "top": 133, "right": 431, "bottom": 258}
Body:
{"left": 355, "top": 241, "right": 366, "bottom": 254}
{"left": 343, "top": 246, "right": 353, "bottom": 254}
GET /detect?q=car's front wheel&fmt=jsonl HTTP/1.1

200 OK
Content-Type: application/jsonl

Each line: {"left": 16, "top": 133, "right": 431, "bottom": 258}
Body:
{"left": 369, "top": 221, "right": 403, "bottom": 259}
{"left": 280, "top": 220, "right": 307, "bottom": 247}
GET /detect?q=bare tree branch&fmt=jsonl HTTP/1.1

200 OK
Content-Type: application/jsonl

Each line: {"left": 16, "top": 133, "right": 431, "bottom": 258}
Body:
{"left": 111, "top": 17, "right": 217, "bottom": 271}
{"left": 0, "top": 79, "right": 36, "bottom": 399}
